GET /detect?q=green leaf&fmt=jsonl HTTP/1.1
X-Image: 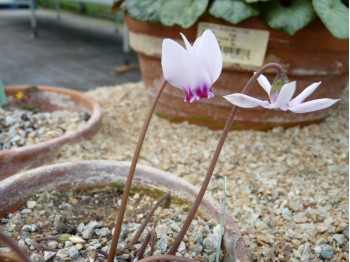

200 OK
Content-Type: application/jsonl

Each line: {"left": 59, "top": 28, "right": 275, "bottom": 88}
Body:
{"left": 209, "top": 0, "right": 260, "bottom": 24}
{"left": 160, "top": 0, "right": 209, "bottom": 28}
{"left": 261, "top": 0, "right": 317, "bottom": 35}
{"left": 313, "top": 0, "right": 349, "bottom": 39}
{"left": 121, "top": 0, "right": 163, "bottom": 22}
{"left": 0, "top": 80, "right": 8, "bottom": 107}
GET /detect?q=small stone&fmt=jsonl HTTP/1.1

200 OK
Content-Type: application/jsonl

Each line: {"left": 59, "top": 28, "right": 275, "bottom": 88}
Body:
{"left": 282, "top": 208, "right": 292, "bottom": 220}
{"left": 75, "top": 244, "right": 83, "bottom": 251}
{"left": 27, "top": 200, "right": 37, "bottom": 209}
{"left": 189, "top": 243, "right": 203, "bottom": 256}
{"left": 22, "top": 224, "right": 37, "bottom": 232}
{"left": 69, "top": 247, "right": 79, "bottom": 259}
{"left": 56, "top": 249, "right": 69, "bottom": 258}
{"left": 69, "top": 235, "right": 85, "bottom": 244}
{"left": 77, "top": 223, "right": 85, "bottom": 233}
{"left": 30, "top": 253, "right": 44, "bottom": 262}
{"left": 178, "top": 241, "right": 186, "bottom": 253}
{"left": 58, "top": 202, "right": 72, "bottom": 210}
{"left": 315, "top": 244, "right": 334, "bottom": 260}
{"left": 47, "top": 241, "right": 58, "bottom": 249}
{"left": 333, "top": 234, "right": 345, "bottom": 245}
{"left": 155, "top": 224, "right": 170, "bottom": 238}
{"left": 300, "top": 242, "right": 311, "bottom": 262}
{"left": 95, "top": 227, "right": 110, "bottom": 237}
{"left": 203, "top": 234, "right": 216, "bottom": 252}
{"left": 64, "top": 241, "right": 73, "bottom": 248}
{"left": 18, "top": 240, "right": 26, "bottom": 247}
{"left": 156, "top": 236, "right": 169, "bottom": 253}
{"left": 293, "top": 213, "right": 308, "bottom": 223}
{"left": 262, "top": 247, "right": 274, "bottom": 257}
{"left": 343, "top": 225, "right": 349, "bottom": 239}
{"left": 44, "top": 251, "right": 56, "bottom": 261}
{"left": 21, "top": 208, "right": 32, "bottom": 214}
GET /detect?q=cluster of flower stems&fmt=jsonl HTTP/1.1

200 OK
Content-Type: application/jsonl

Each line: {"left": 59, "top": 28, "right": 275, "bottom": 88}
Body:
{"left": 0, "top": 63, "right": 284, "bottom": 261}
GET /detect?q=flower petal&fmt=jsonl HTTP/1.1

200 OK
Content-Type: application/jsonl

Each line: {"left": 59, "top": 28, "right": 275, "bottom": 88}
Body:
{"left": 161, "top": 39, "right": 192, "bottom": 91}
{"left": 180, "top": 33, "right": 192, "bottom": 50}
{"left": 270, "top": 81, "right": 296, "bottom": 108}
{"left": 224, "top": 93, "right": 270, "bottom": 108}
{"left": 288, "top": 82, "right": 321, "bottom": 108}
{"left": 256, "top": 74, "right": 272, "bottom": 95}
{"left": 288, "top": 98, "right": 339, "bottom": 113}
{"left": 193, "top": 30, "right": 223, "bottom": 84}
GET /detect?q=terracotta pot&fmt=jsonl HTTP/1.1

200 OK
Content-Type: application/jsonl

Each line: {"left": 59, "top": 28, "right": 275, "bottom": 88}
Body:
{"left": 0, "top": 85, "right": 102, "bottom": 180}
{"left": 0, "top": 160, "right": 249, "bottom": 261}
{"left": 125, "top": 14, "right": 348, "bottom": 130}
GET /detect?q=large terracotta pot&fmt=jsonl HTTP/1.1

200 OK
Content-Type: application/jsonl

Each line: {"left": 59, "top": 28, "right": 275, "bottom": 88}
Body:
{"left": 125, "top": 14, "right": 348, "bottom": 130}
{"left": 0, "top": 85, "right": 102, "bottom": 180}
{"left": 0, "top": 160, "right": 249, "bottom": 262}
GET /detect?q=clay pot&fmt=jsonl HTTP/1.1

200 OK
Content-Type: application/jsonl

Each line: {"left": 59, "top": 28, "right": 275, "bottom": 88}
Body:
{"left": 125, "top": 14, "right": 348, "bottom": 130}
{"left": 0, "top": 160, "right": 249, "bottom": 261}
{"left": 0, "top": 85, "right": 102, "bottom": 180}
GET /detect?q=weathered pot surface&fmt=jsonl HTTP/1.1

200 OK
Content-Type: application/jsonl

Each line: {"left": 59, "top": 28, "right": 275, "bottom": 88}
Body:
{"left": 126, "top": 14, "right": 348, "bottom": 130}
{"left": 0, "top": 160, "right": 249, "bottom": 262}
{"left": 0, "top": 85, "right": 102, "bottom": 180}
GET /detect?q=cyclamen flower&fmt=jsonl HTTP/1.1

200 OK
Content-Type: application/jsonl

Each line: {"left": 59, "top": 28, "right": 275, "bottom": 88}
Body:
{"left": 224, "top": 74, "right": 339, "bottom": 113}
{"left": 161, "top": 30, "right": 222, "bottom": 103}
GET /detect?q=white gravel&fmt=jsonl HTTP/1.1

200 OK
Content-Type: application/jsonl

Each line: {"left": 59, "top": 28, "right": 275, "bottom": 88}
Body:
{"left": 52, "top": 82, "right": 349, "bottom": 261}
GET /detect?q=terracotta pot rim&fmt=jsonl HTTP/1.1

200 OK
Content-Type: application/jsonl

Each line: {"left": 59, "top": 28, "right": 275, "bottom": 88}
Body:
{"left": 0, "top": 160, "right": 249, "bottom": 261}
{"left": 0, "top": 85, "right": 102, "bottom": 179}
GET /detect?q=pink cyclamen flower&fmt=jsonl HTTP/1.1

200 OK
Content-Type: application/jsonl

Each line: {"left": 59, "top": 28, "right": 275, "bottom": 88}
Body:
{"left": 223, "top": 74, "right": 339, "bottom": 113}
{"left": 161, "top": 30, "right": 222, "bottom": 103}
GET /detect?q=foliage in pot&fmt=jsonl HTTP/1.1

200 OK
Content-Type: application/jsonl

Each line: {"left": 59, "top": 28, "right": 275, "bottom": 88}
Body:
{"left": 117, "top": 0, "right": 349, "bottom": 39}
{"left": 115, "top": 0, "right": 349, "bottom": 129}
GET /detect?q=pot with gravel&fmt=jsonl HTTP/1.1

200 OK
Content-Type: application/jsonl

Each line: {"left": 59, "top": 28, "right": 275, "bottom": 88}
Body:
{"left": 0, "top": 85, "right": 102, "bottom": 180}
{"left": 0, "top": 160, "right": 248, "bottom": 262}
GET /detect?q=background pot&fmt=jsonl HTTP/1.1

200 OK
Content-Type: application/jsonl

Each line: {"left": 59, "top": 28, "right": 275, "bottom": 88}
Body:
{"left": 125, "top": 14, "right": 348, "bottom": 130}
{"left": 0, "top": 85, "right": 102, "bottom": 180}
{"left": 0, "top": 160, "right": 248, "bottom": 262}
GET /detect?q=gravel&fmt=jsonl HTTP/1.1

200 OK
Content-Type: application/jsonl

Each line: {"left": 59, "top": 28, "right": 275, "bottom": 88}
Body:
{"left": 0, "top": 108, "right": 88, "bottom": 150}
{"left": 0, "top": 187, "right": 222, "bottom": 261}
{"left": 5, "top": 81, "right": 348, "bottom": 260}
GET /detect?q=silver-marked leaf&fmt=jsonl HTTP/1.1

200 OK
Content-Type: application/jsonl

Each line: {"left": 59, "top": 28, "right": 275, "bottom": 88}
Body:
{"left": 209, "top": 0, "right": 260, "bottom": 24}
{"left": 121, "top": 0, "right": 163, "bottom": 22}
{"left": 313, "top": 0, "right": 349, "bottom": 39}
{"left": 160, "top": 0, "right": 209, "bottom": 28}
{"left": 261, "top": 0, "right": 317, "bottom": 35}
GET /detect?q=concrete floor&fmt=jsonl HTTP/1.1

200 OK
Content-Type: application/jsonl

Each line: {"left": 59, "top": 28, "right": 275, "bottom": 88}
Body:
{"left": 0, "top": 8, "right": 141, "bottom": 91}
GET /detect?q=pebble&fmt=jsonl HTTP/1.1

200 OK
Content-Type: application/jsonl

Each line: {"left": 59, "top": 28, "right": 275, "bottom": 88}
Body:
{"left": 43, "top": 251, "right": 56, "bottom": 261}
{"left": 333, "top": 233, "right": 345, "bottom": 245}
{"left": 27, "top": 201, "right": 37, "bottom": 209}
{"left": 95, "top": 227, "right": 110, "bottom": 237}
{"left": 47, "top": 241, "right": 58, "bottom": 249}
{"left": 22, "top": 224, "right": 36, "bottom": 232}
{"left": 315, "top": 244, "right": 334, "bottom": 260}
{"left": 343, "top": 225, "right": 349, "bottom": 239}
{"left": 156, "top": 236, "right": 169, "bottom": 253}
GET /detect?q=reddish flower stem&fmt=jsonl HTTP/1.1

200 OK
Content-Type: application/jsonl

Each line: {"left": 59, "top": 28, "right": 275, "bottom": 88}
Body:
{"left": 130, "top": 192, "right": 170, "bottom": 246}
{"left": 0, "top": 231, "right": 30, "bottom": 262}
{"left": 167, "top": 63, "right": 285, "bottom": 255}
{"left": 135, "top": 229, "right": 157, "bottom": 259}
{"left": 107, "top": 79, "right": 168, "bottom": 262}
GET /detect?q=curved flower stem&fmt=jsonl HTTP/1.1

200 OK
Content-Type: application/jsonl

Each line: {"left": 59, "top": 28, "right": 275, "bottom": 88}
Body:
{"left": 107, "top": 79, "right": 168, "bottom": 262}
{"left": 0, "top": 231, "right": 30, "bottom": 262}
{"left": 167, "top": 63, "right": 285, "bottom": 255}
{"left": 138, "top": 254, "right": 203, "bottom": 262}
{"left": 130, "top": 192, "right": 170, "bottom": 246}
{"left": 135, "top": 229, "right": 157, "bottom": 259}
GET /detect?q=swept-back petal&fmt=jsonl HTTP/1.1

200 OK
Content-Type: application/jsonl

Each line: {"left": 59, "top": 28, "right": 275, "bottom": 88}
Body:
{"left": 161, "top": 39, "right": 191, "bottom": 91}
{"left": 256, "top": 74, "right": 272, "bottom": 95}
{"left": 224, "top": 93, "right": 270, "bottom": 108}
{"left": 193, "top": 30, "right": 222, "bottom": 84}
{"left": 288, "top": 82, "right": 321, "bottom": 107}
{"left": 180, "top": 33, "right": 193, "bottom": 50}
{"left": 288, "top": 98, "right": 339, "bottom": 113}
{"left": 270, "top": 81, "right": 296, "bottom": 108}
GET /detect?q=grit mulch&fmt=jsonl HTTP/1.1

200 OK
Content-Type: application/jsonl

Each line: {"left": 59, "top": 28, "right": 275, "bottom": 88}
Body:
{"left": 51, "top": 82, "right": 349, "bottom": 261}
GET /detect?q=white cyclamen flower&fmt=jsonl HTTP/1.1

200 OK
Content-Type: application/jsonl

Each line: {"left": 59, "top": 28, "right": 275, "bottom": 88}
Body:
{"left": 223, "top": 74, "right": 339, "bottom": 113}
{"left": 161, "top": 29, "right": 222, "bottom": 103}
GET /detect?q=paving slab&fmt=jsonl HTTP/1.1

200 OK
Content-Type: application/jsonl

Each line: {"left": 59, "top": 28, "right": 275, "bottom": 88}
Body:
{"left": 0, "top": 8, "right": 141, "bottom": 91}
